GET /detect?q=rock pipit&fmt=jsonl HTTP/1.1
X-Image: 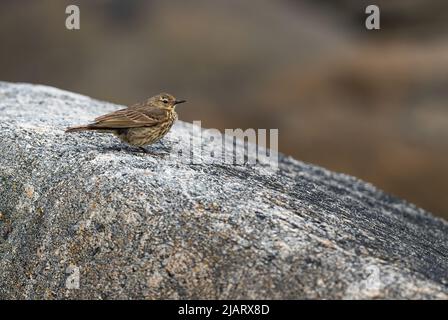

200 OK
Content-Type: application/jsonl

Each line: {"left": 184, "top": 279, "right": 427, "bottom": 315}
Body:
{"left": 65, "top": 93, "right": 186, "bottom": 153}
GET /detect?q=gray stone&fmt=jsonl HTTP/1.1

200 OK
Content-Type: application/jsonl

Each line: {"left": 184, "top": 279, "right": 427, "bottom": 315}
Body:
{"left": 0, "top": 81, "right": 447, "bottom": 299}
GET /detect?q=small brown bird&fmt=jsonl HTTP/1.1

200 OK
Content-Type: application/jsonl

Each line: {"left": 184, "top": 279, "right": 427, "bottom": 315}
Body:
{"left": 65, "top": 93, "right": 186, "bottom": 153}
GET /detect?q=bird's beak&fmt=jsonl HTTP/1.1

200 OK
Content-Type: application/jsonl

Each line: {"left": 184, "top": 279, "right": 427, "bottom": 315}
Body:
{"left": 174, "top": 100, "right": 186, "bottom": 105}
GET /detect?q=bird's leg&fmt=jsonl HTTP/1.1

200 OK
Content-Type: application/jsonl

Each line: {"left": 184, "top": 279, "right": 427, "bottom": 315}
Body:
{"left": 102, "top": 144, "right": 126, "bottom": 153}
{"left": 137, "top": 146, "right": 169, "bottom": 158}
{"left": 158, "top": 140, "right": 167, "bottom": 148}
{"left": 158, "top": 140, "right": 172, "bottom": 152}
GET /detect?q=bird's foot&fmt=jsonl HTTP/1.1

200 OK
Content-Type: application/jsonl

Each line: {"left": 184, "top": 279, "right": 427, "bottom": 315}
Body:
{"left": 102, "top": 145, "right": 126, "bottom": 153}
{"left": 105, "top": 145, "right": 169, "bottom": 157}
{"left": 157, "top": 140, "right": 172, "bottom": 152}
{"left": 137, "top": 146, "right": 170, "bottom": 157}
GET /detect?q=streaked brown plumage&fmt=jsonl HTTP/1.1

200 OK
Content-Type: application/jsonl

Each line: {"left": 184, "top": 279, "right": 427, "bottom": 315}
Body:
{"left": 65, "top": 93, "right": 186, "bottom": 152}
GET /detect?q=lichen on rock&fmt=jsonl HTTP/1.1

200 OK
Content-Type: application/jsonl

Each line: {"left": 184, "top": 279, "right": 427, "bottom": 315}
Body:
{"left": 0, "top": 81, "right": 447, "bottom": 299}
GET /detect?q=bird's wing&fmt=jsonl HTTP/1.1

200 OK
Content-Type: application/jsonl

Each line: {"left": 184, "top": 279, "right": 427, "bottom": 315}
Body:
{"left": 92, "top": 106, "right": 166, "bottom": 128}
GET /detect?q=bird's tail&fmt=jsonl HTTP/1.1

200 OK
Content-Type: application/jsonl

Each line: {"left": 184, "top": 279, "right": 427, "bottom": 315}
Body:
{"left": 65, "top": 125, "right": 92, "bottom": 133}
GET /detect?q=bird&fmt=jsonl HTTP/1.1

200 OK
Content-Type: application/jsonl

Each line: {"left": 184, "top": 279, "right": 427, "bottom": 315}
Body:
{"left": 65, "top": 93, "right": 186, "bottom": 153}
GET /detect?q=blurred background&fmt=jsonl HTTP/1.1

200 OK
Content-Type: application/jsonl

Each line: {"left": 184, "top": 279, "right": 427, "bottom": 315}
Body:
{"left": 1, "top": 0, "right": 447, "bottom": 219}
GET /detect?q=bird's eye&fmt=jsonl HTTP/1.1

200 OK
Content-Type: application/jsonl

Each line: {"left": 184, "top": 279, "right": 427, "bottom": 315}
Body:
{"left": 161, "top": 99, "right": 168, "bottom": 104}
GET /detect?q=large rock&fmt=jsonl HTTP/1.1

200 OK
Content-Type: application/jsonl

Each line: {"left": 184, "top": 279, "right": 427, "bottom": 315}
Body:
{"left": 0, "top": 81, "right": 447, "bottom": 299}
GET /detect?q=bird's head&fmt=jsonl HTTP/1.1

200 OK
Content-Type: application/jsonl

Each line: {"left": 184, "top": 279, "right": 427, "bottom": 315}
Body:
{"left": 150, "top": 93, "right": 186, "bottom": 110}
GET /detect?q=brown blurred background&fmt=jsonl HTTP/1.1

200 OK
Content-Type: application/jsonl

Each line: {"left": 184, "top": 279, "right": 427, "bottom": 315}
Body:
{"left": 1, "top": 0, "right": 447, "bottom": 219}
